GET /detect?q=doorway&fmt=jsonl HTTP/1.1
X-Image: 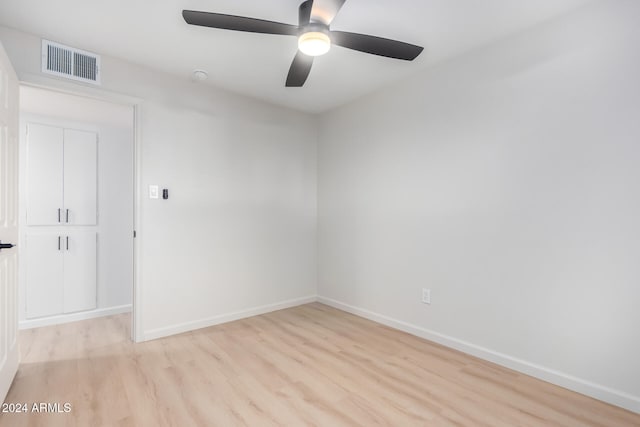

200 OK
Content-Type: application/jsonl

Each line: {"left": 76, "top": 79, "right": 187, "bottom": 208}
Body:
{"left": 17, "top": 85, "right": 136, "bottom": 340}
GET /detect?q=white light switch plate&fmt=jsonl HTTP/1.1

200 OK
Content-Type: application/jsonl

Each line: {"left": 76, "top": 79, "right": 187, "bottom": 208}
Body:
{"left": 149, "top": 185, "right": 159, "bottom": 199}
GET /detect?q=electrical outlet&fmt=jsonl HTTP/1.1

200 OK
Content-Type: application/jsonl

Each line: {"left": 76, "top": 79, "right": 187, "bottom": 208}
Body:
{"left": 422, "top": 288, "right": 431, "bottom": 304}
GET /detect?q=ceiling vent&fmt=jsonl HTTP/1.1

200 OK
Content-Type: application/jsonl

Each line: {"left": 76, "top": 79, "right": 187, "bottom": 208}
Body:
{"left": 41, "top": 39, "right": 101, "bottom": 85}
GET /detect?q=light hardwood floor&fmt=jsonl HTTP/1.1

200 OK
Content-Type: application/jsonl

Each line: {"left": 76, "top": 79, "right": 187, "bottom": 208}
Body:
{"left": 1, "top": 303, "right": 638, "bottom": 426}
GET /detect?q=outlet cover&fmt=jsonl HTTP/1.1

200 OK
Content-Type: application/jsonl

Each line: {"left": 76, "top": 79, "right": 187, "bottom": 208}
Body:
{"left": 422, "top": 288, "right": 431, "bottom": 304}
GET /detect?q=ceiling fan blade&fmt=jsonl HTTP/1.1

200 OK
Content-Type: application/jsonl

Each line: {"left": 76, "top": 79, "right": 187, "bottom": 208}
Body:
{"left": 331, "top": 31, "right": 424, "bottom": 60}
{"left": 310, "top": 0, "right": 346, "bottom": 25}
{"left": 299, "top": 0, "right": 314, "bottom": 27}
{"left": 286, "top": 51, "right": 314, "bottom": 87}
{"left": 183, "top": 10, "right": 299, "bottom": 36}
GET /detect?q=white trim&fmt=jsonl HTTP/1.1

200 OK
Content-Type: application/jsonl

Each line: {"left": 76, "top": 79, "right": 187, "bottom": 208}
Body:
{"left": 18, "top": 81, "right": 141, "bottom": 343}
{"left": 19, "top": 304, "right": 132, "bottom": 329}
{"left": 132, "top": 103, "right": 144, "bottom": 342}
{"left": 144, "top": 295, "right": 317, "bottom": 341}
{"left": 317, "top": 296, "right": 640, "bottom": 415}
{"left": 19, "top": 75, "right": 141, "bottom": 106}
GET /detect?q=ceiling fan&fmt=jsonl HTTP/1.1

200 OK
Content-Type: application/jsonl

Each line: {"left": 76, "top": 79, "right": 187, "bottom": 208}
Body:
{"left": 182, "top": 0, "right": 424, "bottom": 87}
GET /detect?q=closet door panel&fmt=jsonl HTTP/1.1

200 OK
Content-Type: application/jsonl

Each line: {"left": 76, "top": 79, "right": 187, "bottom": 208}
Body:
{"left": 63, "top": 231, "right": 97, "bottom": 313}
{"left": 25, "top": 233, "right": 64, "bottom": 318}
{"left": 63, "top": 129, "right": 97, "bottom": 225}
{"left": 26, "top": 123, "right": 63, "bottom": 225}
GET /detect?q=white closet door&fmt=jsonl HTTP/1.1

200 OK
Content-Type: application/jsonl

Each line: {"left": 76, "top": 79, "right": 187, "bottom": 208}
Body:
{"left": 26, "top": 123, "right": 64, "bottom": 225}
{"left": 25, "top": 233, "right": 64, "bottom": 319}
{"left": 63, "top": 129, "right": 97, "bottom": 225}
{"left": 63, "top": 231, "right": 96, "bottom": 313}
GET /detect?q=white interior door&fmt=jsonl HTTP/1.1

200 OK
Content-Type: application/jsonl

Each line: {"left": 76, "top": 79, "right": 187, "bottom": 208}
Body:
{"left": 63, "top": 231, "right": 97, "bottom": 313}
{"left": 25, "top": 233, "right": 64, "bottom": 318}
{"left": 0, "top": 41, "right": 20, "bottom": 404}
{"left": 26, "top": 123, "right": 63, "bottom": 225}
{"left": 63, "top": 129, "right": 97, "bottom": 225}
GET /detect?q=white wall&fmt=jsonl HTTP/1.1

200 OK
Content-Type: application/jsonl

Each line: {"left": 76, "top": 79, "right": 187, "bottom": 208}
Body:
{"left": 0, "top": 25, "right": 318, "bottom": 339}
{"left": 139, "top": 103, "right": 317, "bottom": 337}
{"left": 318, "top": 0, "right": 640, "bottom": 413}
{"left": 19, "top": 87, "right": 134, "bottom": 324}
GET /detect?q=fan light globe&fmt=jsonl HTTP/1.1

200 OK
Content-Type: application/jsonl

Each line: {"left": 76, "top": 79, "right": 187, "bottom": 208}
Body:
{"left": 298, "top": 31, "right": 331, "bottom": 56}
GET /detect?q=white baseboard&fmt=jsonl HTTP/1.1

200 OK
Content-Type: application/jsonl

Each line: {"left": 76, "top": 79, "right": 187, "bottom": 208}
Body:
{"left": 317, "top": 296, "right": 640, "bottom": 415}
{"left": 19, "top": 304, "right": 132, "bottom": 329}
{"left": 143, "top": 295, "right": 317, "bottom": 341}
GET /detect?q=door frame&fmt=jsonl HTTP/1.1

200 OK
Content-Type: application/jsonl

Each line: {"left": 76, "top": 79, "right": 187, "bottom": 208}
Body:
{"left": 19, "top": 81, "right": 144, "bottom": 342}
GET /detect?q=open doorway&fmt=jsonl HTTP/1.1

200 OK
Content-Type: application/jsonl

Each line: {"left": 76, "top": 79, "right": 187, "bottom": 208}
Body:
{"left": 17, "top": 85, "right": 135, "bottom": 340}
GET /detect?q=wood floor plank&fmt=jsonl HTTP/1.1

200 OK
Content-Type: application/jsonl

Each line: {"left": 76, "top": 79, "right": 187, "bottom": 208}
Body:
{"left": 1, "top": 303, "right": 638, "bottom": 426}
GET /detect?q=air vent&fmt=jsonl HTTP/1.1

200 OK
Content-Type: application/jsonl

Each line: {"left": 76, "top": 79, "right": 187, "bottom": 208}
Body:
{"left": 41, "top": 40, "right": 101, "bottom": 85}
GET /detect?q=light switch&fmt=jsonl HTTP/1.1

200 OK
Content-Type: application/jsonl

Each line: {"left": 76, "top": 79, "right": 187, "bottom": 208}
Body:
{"left": 149, "top": 185, "right": 159, "bottom": 199}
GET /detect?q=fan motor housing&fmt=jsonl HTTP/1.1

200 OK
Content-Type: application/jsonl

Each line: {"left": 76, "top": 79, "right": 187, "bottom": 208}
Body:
{"left": 299, "top": 23, "right": 330, "bottom": 38}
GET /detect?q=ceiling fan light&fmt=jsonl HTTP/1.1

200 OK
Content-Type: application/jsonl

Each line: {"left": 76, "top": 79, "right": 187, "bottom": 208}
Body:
{"left": 298, "top": 31, "right": 331, "bottom": 56}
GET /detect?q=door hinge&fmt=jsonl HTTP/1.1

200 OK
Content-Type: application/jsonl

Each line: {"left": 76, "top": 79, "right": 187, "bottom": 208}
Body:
{"left": 133, "top": 230, "right": 137, "bottom": 238}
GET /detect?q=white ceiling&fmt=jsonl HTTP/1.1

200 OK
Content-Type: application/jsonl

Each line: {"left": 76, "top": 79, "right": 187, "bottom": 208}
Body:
{"left": 0, "top": 0, "right": 593, "bottom": 113}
